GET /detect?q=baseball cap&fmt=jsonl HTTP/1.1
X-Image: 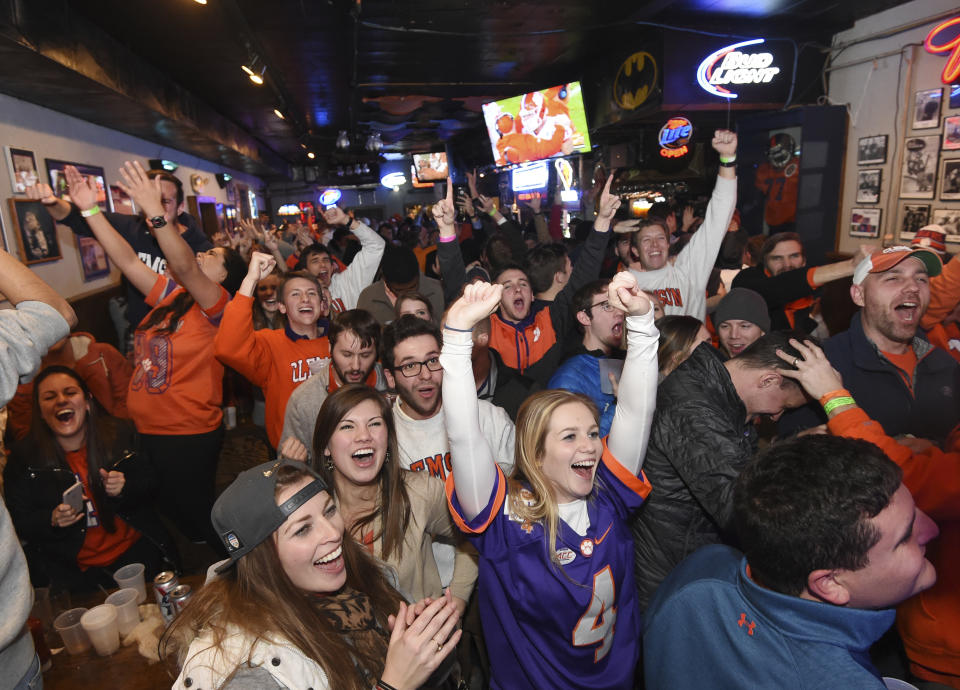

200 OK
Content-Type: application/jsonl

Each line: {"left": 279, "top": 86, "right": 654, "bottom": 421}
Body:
{"left": 910, "top": 224, "right": 947, "bottom": 255}
{"left": 852, "top": 246, "right": 943, "bottom": 286}
{"left": 212, "top": 459, "right": 328, "bottom": 573}
{"left": 714, "top": 288, "right": 771, "bottom": 332}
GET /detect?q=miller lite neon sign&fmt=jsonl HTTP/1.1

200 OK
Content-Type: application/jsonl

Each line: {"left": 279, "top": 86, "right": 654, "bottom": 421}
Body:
{"left": 659, "top": 117, "right": 692, "bottom": 158}
{"left": 924, "top": 17, "right": 960, "bottom": 85}
{"left": 697, "top": 39, "right": 780, "bottom": 99}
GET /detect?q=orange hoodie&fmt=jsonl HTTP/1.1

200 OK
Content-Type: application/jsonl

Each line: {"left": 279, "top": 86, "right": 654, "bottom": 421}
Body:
{"left": 214, "top": 294, "right": 330, "bottom": 447}
{"left": 828, "top": 407, "right": 960, "bottom": 687}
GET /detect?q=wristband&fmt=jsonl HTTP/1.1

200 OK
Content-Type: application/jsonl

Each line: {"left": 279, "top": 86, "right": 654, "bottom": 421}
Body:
{"left": 80, "top": 206, "right": 101, "bottom": 218}
{"left": 818, "top": 388, "right": 850, "bottom": 406}
{"left": 719, "top": 155, "right": 736, "bottom": 164}
{"left": 823, "top": 396, "right": 856, "bottom": 416}
{"left": 487, "top": 208, "right": 498, "bottom": 217}
{"left": 437, "top": 234, "right": 457, "bottom": 243}
{"left": 443, "top": 324, "right": 474, "bottom": 333}
{"left": 376, "top": 681, "right": 399, "bottom": 690}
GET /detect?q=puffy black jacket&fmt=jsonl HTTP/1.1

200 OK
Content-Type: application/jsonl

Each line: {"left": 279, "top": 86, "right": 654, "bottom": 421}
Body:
{"left": 4, "top": 419, "right": 178, "bottom": 588}
{"left": 630, "top": 343, "right": 757, "bottom": 611}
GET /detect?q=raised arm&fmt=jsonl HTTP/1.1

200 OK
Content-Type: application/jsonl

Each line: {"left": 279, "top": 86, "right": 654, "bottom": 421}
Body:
{"left": 606, "top": 272, "right": 658, "bottom": 474}
{"left": 0, "top": 249, "right": 75, "bottom": 326}
{"left": 434, "top": 183, "right": 468, "bottom": 303}
{"left": 62, "top": 165, "right": 157, "bottom": 297}
{"left": 440, "top": 282, "right": 504, "bottom": 520}
{"left": 115, "top": 161, "right": 224, "bottom": 310}
{"left": 324, "top": 205, "right": 385, "bottom": 309}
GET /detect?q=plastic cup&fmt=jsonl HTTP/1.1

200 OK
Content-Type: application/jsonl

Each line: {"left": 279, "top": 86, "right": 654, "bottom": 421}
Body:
{"left": 113, "top": 563, "right": 146, "bottom": 603}
{"left": 105, "top": 588, "right": 140, "bottom": 636}
{"left": 53, "top": 607, "right": 90, "bottom": 655}
{"left": 80, "top": 605, "right": 120, "bottom": 656}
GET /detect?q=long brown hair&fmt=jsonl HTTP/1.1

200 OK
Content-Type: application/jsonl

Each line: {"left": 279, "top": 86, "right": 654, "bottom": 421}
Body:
{"left": 508, "top": 389, "right": 599, "bottom": 567}
{"left": 161, "top": 464, "right": 402, "bottom": 689}
{"left": 311, "top": 385, "right": 411, "bottom": 561}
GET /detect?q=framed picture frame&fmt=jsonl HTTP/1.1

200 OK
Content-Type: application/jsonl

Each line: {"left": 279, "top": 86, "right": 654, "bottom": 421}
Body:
{"left": 108, "top": 184, "right": 136, "bottom": 214}
{"left": 44, "top": 159, "right": 109, "bottom": 212}
{"left": 5, "top": 147, "right": 40, "bottom": 195}
{"left": 940, "top": 158, "right": 960, "bottom": 199}
{"left": 913, "top": 88, "right": 942, "bottom": 129}
{"left": 897, "top": 204, "right": 930, "bottom": 240}
{"left": 944, "top": 116, "right": 960, "bottom": 151}
{"left": 931, "top": 208, "right": 960, "bottom": 243}
{"left": 7, "top": 198, "right": 62, "bottom": 264}
{"left": 851, "top": 208, "right": 881, "bottom": 238}
{"left": 856, "top": 169, "right": 882, "bottom": 203}
{"left": 900, "top": 136, "right": 939, "bottom": 198}
{"left": 76, "top": 236, "right": 111, "bottom": 281}
{"left": 951, "top": 84, "right": 960, "bottom": 110}
{"left": 857, "top": 135, "right": 887, "bottom": 165}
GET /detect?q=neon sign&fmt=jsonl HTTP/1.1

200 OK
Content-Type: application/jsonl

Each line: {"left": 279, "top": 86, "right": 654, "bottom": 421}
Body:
{"left": 319, "top": 189, "right": 342, "bottom": 206}
{"left": 659, "top": 117, "right": 692, "bottom": 158}
{"left": 380, "top": 172, "right": 406, "bottom": 190}
{"left": 924, "top": 17, "right": 960, "bottom": 85}
{"left": 696, "top": 39, "right": 780, "bottom": 99}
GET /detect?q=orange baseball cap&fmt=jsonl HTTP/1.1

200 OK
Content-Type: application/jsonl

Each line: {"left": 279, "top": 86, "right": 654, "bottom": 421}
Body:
{"left": 852, "top": 245, "right": 942, "bottom": 285}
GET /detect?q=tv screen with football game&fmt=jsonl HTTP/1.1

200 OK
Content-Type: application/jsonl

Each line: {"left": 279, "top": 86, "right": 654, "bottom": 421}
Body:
{"left": 482, "top": 82, "right": 591, "bottom": 167}
{"left": 411, "top": 152, "right": 448, "bottom": 182}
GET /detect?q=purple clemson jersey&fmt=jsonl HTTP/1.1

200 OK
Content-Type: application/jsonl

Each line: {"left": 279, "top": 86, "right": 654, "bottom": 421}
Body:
{"left": 446, "top": 441, "right": 651, "bottom": 689}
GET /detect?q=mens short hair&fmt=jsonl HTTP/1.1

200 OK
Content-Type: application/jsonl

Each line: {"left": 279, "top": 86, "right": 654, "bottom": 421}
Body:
{"left": 734, "top": 329, "right": 817, "bottom": 382}
{"left": 279, "top": 270, "right": 322, "bottom": 301}
{"left": 491, "top": 261, "right": 529, "bottom": 284}
{"left": 526, "top": 244, "right": 568, "bottom": 294}
{"left": 330, "top": 309, "right": 381, "bottom": 349}
{"left": 734, "top": 435, "right": 902, "bottom": 596}
{"left": 296, "top": 243, "right": 331, "bottom": 270}
{"left": 571, "top": 280, "right": 609, "bottom": 333}
{"left": 147, "top": 170, "right": 184, "bottom": 206}
{"left": 380, "top": 314, "right": 442, "bottom": 370}
{"left": 630, "top": 219, "right": 668, "bottom": 249}
{"left": 760, "top": 232, "right": 804, "bottom": 267}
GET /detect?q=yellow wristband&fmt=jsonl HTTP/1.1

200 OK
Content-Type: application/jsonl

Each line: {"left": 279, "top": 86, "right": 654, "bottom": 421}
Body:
{"left": 80, "top": 206, "right": 101, "bottom": 218}
{"left": 823, "top": 396, "right": 856, "bottom": 416}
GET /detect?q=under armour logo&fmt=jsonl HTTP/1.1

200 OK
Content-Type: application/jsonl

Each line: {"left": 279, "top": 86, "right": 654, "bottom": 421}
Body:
{"left": 533, "top": 326, "right": 542, "bottom": 342}
{"left": 737, "top": 613, "right": 756, "bottom": 636}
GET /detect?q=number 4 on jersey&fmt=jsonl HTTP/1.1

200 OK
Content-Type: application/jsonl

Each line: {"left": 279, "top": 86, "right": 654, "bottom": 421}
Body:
{"left": 572, "top": 565, "right": 617, "bottom": 661}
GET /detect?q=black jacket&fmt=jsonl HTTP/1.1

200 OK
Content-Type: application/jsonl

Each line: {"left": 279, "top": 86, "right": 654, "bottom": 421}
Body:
{"left": 732, "top": 265, "right": 818, "bottom": 333}
{"left": 4, "top": 420, "right": 177, "bottom": 588}
{"left": 630, "top": 343, "right": 756, "bottom": 611}
{"left": 59, "top": 203, "right": 212, "bottom": 327}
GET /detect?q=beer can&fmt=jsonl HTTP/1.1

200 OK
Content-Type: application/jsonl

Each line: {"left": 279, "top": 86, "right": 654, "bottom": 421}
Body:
{"left": 170, "top": 584, "right": 193, "bottom": 616}
{"left": 153, "top": 571, "right": 179, "bottom": 623}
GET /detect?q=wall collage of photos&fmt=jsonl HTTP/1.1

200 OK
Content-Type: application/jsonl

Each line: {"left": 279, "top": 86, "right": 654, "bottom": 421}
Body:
{"left": 2, "top": 147, "right": 119, "bottom": 281}
{"left": 853, "top": 84, "right": 960, "bottom": 242}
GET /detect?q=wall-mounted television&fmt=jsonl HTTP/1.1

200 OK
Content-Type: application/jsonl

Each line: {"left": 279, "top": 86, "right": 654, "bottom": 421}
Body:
{"left": 482, "top": 82, "right": 591, "bottom": 167}
{"left": 412, "top": 152, "right": 448, "bottom": 182}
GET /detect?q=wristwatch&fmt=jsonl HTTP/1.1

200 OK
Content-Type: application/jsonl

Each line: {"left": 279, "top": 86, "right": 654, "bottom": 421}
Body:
{"left": 148, "top": 215, "right": 168, "bottom": 229}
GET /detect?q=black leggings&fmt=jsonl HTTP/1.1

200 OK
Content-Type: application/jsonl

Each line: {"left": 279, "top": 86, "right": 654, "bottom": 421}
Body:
{"left": 140, "top": 427, "right": 224, "bottom": 551}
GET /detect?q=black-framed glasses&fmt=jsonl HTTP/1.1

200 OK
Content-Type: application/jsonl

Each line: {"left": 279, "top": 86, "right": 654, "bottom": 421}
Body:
{"left": 394, "top": 356, "right": 442, "bottom": 378}
{"left": 589, "top": 300, "right": 615, "bottom": 313}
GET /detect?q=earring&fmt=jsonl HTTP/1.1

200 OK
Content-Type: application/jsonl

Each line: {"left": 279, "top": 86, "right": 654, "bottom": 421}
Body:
{"left": 324, "top": 453, "right": 333, "bottom": 472}
{"left": 385, "top": 449, "right": 391, "bottom": 464}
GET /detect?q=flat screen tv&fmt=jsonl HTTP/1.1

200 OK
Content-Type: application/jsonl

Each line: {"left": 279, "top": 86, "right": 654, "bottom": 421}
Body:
{"left": 482, "top": 82, "right": 591, "bottom": 167}
{"left": 412, "top": 152, "right": 448, "bottom": 182}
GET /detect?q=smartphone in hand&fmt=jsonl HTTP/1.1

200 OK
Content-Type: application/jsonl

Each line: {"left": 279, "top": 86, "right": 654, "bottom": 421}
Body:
{"left": 62, "top": 481, "right": 84, "bottom": 513}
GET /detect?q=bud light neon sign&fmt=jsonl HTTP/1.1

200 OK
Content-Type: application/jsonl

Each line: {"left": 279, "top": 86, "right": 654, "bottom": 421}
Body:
{"left": 924, "top": 17, "right": 960, "bottom": 85}
{"left": 697, "top": 39, "right": 781, "bottom": 99}
{"left": 319, "top": 189, "right": 342, "bottom": 206}
{"left": 659, "top": 117, "right": 692, "bottom": 158}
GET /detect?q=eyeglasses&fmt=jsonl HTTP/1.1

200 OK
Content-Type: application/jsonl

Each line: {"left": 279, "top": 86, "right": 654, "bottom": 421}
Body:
{"left": 589, "top": 301, "right": 615, "bottom": 313}
{"left": 394, "top": 356, "right": 442, "bottom": 378}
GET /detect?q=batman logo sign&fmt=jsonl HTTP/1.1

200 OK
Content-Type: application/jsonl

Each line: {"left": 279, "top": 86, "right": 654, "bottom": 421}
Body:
{"left": 614, "top": 51, "right": 658, "bottom": 110}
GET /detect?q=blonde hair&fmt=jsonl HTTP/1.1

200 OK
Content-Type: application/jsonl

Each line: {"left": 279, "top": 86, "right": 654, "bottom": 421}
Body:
{"left": 508, "top": 389, "right": 599, "bottom": 567}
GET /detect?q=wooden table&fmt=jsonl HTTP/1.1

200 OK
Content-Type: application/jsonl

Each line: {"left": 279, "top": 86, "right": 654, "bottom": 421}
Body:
{"left": 43, "top": 575, "right": 203, "bottom": 690}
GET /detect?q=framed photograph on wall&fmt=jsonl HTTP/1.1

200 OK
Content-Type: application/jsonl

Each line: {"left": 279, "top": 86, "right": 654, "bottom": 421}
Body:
{"left": 941, "top": 158, "right": 960, "bottom": 199}
{"left": 898, "top": 204, "right": 930, "bottom": 240}
{"left": 913, "top": 88, "right": 942, "bottom": 129}
{"left": 932, "top": 208, "right": 960, "bottom": 242}
{"left": 851, "top": 208, "right": 881, "bottom": 238}
{"left": 900, "top": 136, "right": 939, "bottom": 198}
{"left": 44, "top": 159, "right": 109, "bottom": 212}
{"left": 76, "top": 236, "right": 111, "bottom": 281}
{"left": 945, "top": 116, "right": 960, "bottom": 150}
{"left": 856, "top": 169, "right": 882, "bottom": 203}
{"left": 951, "top": 84, "right": 960, "bottom": 109}
{"left": 108, "top": 185, "right": 136, "bottom": 214}
{"left": 7, "top": 198, "right": 62, "bottom": 264}
{"left": 5, "top": 147, "right": 39, "bottom": 195}
{"left": 857, "top": 135, "right": 887, "bottom": 165}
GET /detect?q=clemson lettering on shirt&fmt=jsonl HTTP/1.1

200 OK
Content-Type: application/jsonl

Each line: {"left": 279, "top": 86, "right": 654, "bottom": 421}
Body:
{"left": 137, "top": 251, "right": 166, "bottom": 274}
{"left": 651, "top": 288, "right": 683, "bottom": 307}
{"left": 290, "top": 356, "right": 330, "bottom": 383}
{"left": 408, "top": 451, "right": 452, "bottom": 479}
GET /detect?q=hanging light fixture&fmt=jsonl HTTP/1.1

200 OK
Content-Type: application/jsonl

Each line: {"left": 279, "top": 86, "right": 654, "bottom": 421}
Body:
{"left": 273, "top": 108, "right": 285, "bottom": 120}
{"left": 307, "top": 152, "right": 316, "bottom": 159}
{"left": 249, "top": 65, "right": 266, "bottom": 85}
{"left": 336, "top": 130, "right": 351, "bottom": 150}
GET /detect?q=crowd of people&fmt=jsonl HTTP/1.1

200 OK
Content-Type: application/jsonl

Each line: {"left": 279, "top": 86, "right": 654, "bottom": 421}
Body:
{"left": 1, "top": 126, "right": 959, "bottom": 689}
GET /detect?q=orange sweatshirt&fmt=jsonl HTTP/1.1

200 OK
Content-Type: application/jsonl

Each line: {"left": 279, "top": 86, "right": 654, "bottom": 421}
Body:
{"left": 214, "top": 294, "right": 330, "bottom": 447}
{"left": 828, "top": 408, "right": 960, "bottom": 687}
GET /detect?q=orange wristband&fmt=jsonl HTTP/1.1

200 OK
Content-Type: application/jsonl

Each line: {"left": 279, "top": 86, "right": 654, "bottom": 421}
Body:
{"left": 818, "top": 388, "right": 850, "bottom": 406}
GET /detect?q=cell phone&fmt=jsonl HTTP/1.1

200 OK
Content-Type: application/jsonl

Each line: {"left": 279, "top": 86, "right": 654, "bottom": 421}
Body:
{"left": 111, "top": 450, "right": 136, "bottom": 473}
{"left": 62, "top": 481, "right": 84, "bottom": 513}
{"left": 599, "top": 358, "right": 625, "bottom": 396}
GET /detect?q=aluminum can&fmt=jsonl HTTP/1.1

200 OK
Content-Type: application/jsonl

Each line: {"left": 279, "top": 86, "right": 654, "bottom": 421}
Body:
{"left": 153, "top": 571, "right": 179, "bottom": 623}
{"left": 170, "top": 584, "right": 193, "bottom": 616}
